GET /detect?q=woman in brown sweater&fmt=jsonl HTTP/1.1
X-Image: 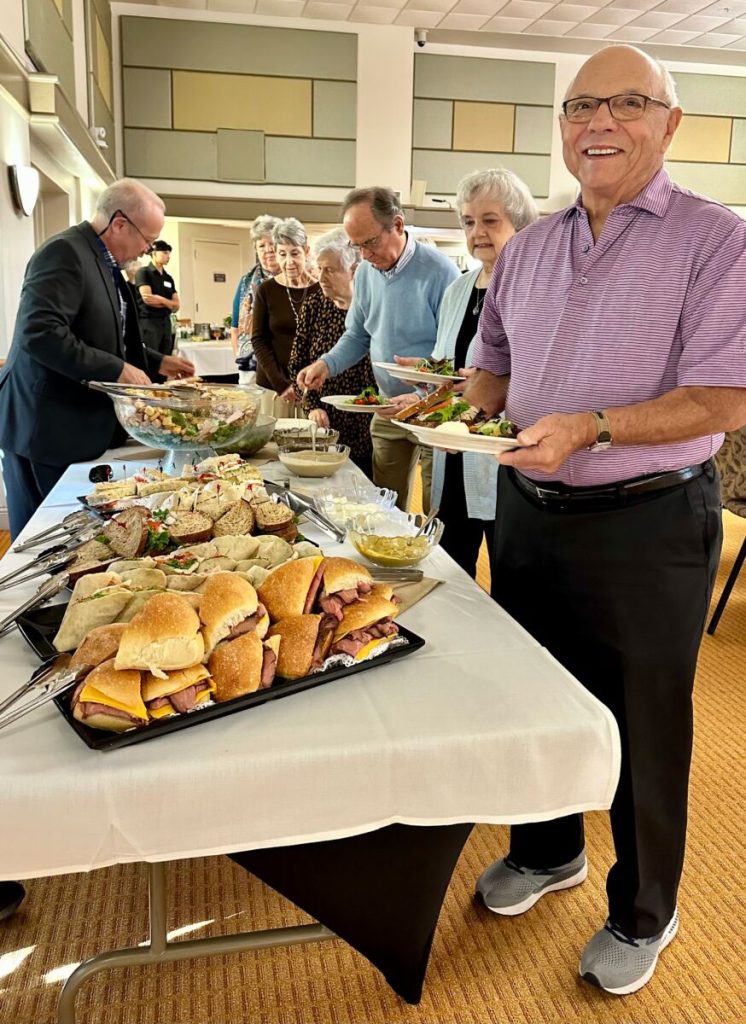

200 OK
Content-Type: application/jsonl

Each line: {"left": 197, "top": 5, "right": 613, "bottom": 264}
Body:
{"left": 289, "top": 229, "right": 375, "bottom": 480}
{"left": 251, "top": 218, "right": 319, "bottom": 415}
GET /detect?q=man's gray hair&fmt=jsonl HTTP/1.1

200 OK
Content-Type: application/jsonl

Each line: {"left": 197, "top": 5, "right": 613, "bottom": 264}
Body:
{"left": 455, "top": 169, "right": 539, "bottom": 232}
{"left": 564, "top": 46, "right": 680, "bottom": 108}
{"left": 93, "top": 178, "right": 164, "bottom": 225}
{"left": 655, "top": 59, "right": 679, "bottom": 107}
{"left": 313, "top": 228, "right": 357, "bottom": 271}
{"left": 250, "top": 214, "right": 281, "bottom": 243}
{"left": 272, "top": 217, "right": 308, "bottom": 249}
{"left": 342, "top": 187, "right": 403, "bottom": 231}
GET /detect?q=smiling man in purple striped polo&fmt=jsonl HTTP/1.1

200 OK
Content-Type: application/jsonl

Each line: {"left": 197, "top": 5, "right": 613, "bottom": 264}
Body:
{"left": 467, "top": 45, "right": 746, "bottom": 996}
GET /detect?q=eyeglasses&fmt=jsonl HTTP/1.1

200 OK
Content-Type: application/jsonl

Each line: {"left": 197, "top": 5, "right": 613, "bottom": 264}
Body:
{"left": 562, "top": 94, "right": 671, "bottom": 124}
{"left": 346, "top": 232, "right": 384, "bottom": 255}
{"left": 97, "top": 209, "right": 157, "bottom": 253}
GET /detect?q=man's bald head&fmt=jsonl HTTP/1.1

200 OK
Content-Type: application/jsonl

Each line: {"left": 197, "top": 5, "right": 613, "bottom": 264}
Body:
{"left": 566, "top": 46, "right": 679, "bottom": 109}
{"left": 91, "top": 178, "right": 165, "bottom": 233}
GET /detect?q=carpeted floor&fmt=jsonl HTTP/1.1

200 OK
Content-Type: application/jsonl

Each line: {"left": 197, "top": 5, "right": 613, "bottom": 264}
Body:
{"left": 0, "top": 512, "right": 744, "bottom": 1024}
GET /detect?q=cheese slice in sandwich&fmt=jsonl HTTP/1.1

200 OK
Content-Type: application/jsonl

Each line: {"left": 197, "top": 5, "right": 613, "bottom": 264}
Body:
{"left": 115, "top": 592, "right": 204, "bottom": 675}
{"left": 198, "top": 572, "right": 267, "bottom": 658}
{"left": 72, "top": 659, "right": 147, "bottom": 732}
{"left": 142, "top": 664, "right": 215, "bottom": 719}
{"left": 257, "top": 555, "right": 324, "bottom": 621}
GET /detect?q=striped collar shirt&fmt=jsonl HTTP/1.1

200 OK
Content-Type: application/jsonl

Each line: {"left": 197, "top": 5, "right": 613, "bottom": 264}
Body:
{"left": 473, "top": 168, "right": 746, "bottom": 485}
{"left": 94, "top": 234, "right": 127, "bottom": 333}
{"left": 379, "top": 231, "right": 416, "bottom": 280}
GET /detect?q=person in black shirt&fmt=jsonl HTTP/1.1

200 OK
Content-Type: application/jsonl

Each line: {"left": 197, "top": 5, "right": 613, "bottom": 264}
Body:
{"left": 135, "top": 239, "right": 179, "bottom": 355}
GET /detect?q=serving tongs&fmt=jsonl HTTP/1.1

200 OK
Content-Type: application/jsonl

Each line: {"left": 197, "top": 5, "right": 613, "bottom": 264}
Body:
{"left": 13, "top": 508, "right": 94, "bottom": 553}
{"left": 0, "top": 523, "right": 99, "bottom": 593}
{"left": 368, "top": 567, "right": 424, "bottom": 583}
{"left": 0, "top": 655, "right": 86, "bottom": 733}
{"left": 0, "top": 573, "right": 70, "bottom": 640}
{"left": 264, "top": 481, "right": 347, "bottom": 544}
{"left": 86, "top": 381, "right": 200, "bottom": 409}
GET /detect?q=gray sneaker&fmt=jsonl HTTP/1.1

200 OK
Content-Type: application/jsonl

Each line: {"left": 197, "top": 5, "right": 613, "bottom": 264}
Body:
{"left": 579, "top": 910, "right": 679, "bottom": 995}
{"left": 475, "top": 852, "right": 587, "bottom": 916}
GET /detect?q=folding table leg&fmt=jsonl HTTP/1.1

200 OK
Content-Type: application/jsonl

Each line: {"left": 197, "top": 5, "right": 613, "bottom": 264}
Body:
{"left": 57, "top": 861, "right": 335, "bottom": 1024}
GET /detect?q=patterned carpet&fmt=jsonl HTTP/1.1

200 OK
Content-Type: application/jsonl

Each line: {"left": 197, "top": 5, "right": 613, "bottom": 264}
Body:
{"left": 0, "top": 512, "right": 744, "bottom": 1024}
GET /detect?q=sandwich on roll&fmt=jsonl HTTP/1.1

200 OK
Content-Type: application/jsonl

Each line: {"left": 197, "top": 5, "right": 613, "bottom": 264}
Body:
{"left": 71, "top": 659, "right": 148, "bottom": 732}
{"left": 329, "top": 587, "right": 400, "bottom": 661}
{"left": 208, "top": 631, "right": 280, "bottom": 701}
{"left": 257, "top": 556, "right": 325, "bottom": 621}
{"left": 267, "top": 614, "right": 329, "bottom": 680}
{"left": 69, "top": 622, "right": 128, "bottom": 672}
{"left": 114, "top": 592, "right": 204, "bottom": 676}
{"left": 142, "top": 664, "right": 216, "bottom": 719}
{"left": 257, "top": 556, "right": 373, "bottom": 623}
{"left": 198, "top": 572, "right": 269, "bottom": 658}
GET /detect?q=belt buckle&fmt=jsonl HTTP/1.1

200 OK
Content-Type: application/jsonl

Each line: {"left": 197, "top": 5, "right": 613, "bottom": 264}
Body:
{"left": 533, "top": 485, "right": 557, "bottom": 502}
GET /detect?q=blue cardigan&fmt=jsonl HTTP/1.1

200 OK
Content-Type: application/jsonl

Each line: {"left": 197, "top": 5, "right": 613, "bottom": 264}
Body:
{"left": 429, "top": 268, "right": 499, "bottom": 521}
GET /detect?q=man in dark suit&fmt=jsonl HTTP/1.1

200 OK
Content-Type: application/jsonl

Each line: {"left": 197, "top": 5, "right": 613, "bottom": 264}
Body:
{"left": 0, "top": 178, "right": 194, "bottom": 539}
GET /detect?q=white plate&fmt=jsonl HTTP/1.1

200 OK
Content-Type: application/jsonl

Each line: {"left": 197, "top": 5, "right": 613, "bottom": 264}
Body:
{"left": 399, "top": 421, "right": 521, "bottom": 454}
{"left": 373, "top": 361, "right": 465, "bottom": 385}
{"left": 321, "top": 395, "right": 397, "bottom": 414}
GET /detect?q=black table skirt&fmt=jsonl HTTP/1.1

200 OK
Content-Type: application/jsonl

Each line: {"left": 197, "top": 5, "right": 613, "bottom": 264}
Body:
{"left": 230, "top": 822, "right": 474, "bottom": 1004}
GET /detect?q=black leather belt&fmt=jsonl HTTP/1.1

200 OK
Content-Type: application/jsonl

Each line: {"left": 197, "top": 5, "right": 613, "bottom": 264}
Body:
{"left": 512, "top": 461, "right": 711, "bottom": 509}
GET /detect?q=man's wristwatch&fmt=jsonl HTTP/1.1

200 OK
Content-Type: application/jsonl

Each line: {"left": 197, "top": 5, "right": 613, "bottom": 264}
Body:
{"left": 588, "top": 410, "right": 613, "bottom": 452}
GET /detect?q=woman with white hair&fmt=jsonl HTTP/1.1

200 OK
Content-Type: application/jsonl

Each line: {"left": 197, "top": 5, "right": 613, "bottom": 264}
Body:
{"left": 230, "top": 214, "right": 280, "bottom": 357}
{"left": 413, "top": 168, "right": 538, "bottom": 583}
{"left": 251, "top": 217, "right": 319, "bottom": 411}
{"left": 288, "top": 229, "right": 376, "bottom": 478}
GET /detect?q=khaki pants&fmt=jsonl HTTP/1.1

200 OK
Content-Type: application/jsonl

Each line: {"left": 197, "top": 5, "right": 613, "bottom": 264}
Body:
{"left": 369, "top": 416, "right": 431, "bottom": 514}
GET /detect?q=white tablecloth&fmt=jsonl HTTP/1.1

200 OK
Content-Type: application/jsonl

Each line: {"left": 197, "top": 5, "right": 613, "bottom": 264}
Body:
{"left": 176, "top": 340, "right": 237, "bottom": 376}
{"left": 0, "top": 449, "right": 620, "bottom": 880}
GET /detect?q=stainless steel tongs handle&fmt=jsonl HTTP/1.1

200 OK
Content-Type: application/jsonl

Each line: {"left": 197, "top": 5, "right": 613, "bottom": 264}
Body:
{"left": 0, "top": 573, "right": 70, "bottom": 639}
{"left": 13, "top": 510, "right": 93, "bottom": 553}
{"left": 0, "top": 658, "right": 86, "bottom": 733}
{"left": 0, "top": 551, "right": 75, "bottom": 593}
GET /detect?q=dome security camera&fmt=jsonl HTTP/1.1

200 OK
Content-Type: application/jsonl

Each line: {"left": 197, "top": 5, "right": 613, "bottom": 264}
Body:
{"left": 415, "top": 28, "right": 428, "bottom": 47}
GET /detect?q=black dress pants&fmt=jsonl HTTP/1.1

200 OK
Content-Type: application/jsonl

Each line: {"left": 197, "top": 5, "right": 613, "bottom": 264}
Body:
{"left": 492, "top": 463, "right": 722, "bottom": 939}
{"left": 438, "top": 453, "right": 496, "bottom": 585}
{"left": 140, "top": 317, "right": 173, "bottom": 355}
{"left": 2, "top": 451, "right": 66, "bottom": 540}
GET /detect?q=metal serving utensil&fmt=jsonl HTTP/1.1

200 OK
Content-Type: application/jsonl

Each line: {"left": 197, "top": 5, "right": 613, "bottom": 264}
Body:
{"left": 13, "top": 509, "right": 95, "bottom": 553}
{"left": 0, "top": 573, "right": 70, "bottom": 640}
{"left": 263, "top": 481, "right": 347, "bottom": 544}
{"left": 0, "top": 550, "right": 76, "bottom": 593}
{"left": 368, "top": 568, "right": 424, "bottom": 583}
{"left": 0, "top": 656, "right": 87, "bottom": 733}
{"left": 414, "top": 506, "right": 440, "bottom": 538}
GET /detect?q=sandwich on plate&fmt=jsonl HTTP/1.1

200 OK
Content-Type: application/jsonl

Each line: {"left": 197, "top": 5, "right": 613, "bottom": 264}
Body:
{"left": 393, "top": 384, "right": 517, "bottom": 437}
{"left": 198, "top": 572, "right": 269, "bottom": 658}
{"left": 70, "top": 659, "right": 148, "bottom": 732}
{"left": 142, "top": 664, "right": 216, "bottom": 719}
{"left": 329, "top": 585, "right": 401, "bottom": 661}
{"left": 114, "top": 592, "right": 205, "bottom": 676}
{"left": 208, "top": 631, "right": 280, "bottom": 700}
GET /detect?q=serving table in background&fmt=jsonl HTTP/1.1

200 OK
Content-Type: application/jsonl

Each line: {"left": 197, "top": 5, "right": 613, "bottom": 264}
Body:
{"left": 0, "top": 444, "right": 620, "bottom": 1023}
{"left": 175, "top": 339, "right": 237, "bottom": 377}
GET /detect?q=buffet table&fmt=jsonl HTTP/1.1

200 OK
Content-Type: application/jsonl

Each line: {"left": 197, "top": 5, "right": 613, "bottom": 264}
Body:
{"left": 0, "top": 445, "right": 620, "bottom": 1022}
{"left": 175, "top": 339, "right": 237, "bottom": 377}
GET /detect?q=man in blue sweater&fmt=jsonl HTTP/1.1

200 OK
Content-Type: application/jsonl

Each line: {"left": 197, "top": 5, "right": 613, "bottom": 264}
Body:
{"left": 298, "top": 187, "right": 458, "bottom": 511}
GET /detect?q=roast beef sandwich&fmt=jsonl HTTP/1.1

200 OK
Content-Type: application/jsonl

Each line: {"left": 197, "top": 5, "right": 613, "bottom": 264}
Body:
{"left": 69, "top": 622, "right": 128, "bottom": 672}
{"left": 198, "top": 572, "right": 269, "bottom": 658}
{"left": 208, "top": 631, "right": 280, "bottom": 700}
{"left": 142, "top": 664, "right": 216, "bottom": 719}
{"left": 115, "top": 592, "right": 204, "bottom": 675}
{"left": 257, "top": 556, "right": 372, "bottom": 622}
{"left": 329, "top": 588, "right": 400, "bottom": 661}
{"left": 71, "top": 659, "right": 148, "bottom": 732}
{"left": 266, "top": 614, "right": 330, "bottom": 680}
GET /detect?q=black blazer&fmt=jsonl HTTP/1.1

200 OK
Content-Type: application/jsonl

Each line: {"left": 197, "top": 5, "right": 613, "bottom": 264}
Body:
{"left": 0, "top": 222, "right": 161, "bottom": 466}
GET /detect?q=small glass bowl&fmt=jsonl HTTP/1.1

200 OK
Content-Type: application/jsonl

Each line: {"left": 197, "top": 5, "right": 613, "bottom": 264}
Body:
{"left": 216, "top": 414, "right": 276, "bottom": 457}
{"left": 277, "top": 442, "right": 350, "bottom": 478}
{"left": 348, "top": 511, "right": 444, "bottom": 567}
{"left": 314, "top": 484, "right": 398, "bottom": 531}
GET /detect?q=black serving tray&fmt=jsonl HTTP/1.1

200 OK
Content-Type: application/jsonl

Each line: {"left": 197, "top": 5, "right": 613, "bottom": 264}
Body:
{"left": 16, "top": 604, "right": 425, "bottom": 752}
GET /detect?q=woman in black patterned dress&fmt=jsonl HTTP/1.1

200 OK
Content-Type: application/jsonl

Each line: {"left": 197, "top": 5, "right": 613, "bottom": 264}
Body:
{"left": 289, "top": 229, "right": 375, "bottom": 480}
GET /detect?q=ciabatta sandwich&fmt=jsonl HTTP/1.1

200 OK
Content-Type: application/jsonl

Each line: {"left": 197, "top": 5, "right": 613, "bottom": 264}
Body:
{"left": 71, "top": 659, "right": 147, "bottom": 732}
{"left": 266, "top": 614, "right": 330, "bottom": 680}
{"left": 115, "top": 592, "right": 204, "bottom": 675}
{"left": 142, "top": 664, "right": 215, "bottom": 720}
{"left": 198, "top": 572, "right": 269, "bottom": 658}
{"left": 257, "top": 555, "right": 325, "bottom": 621}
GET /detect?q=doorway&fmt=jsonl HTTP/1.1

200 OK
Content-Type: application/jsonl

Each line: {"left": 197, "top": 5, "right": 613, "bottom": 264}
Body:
{"left": 191, "top": 239, "right": 242, "bottom": 324}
